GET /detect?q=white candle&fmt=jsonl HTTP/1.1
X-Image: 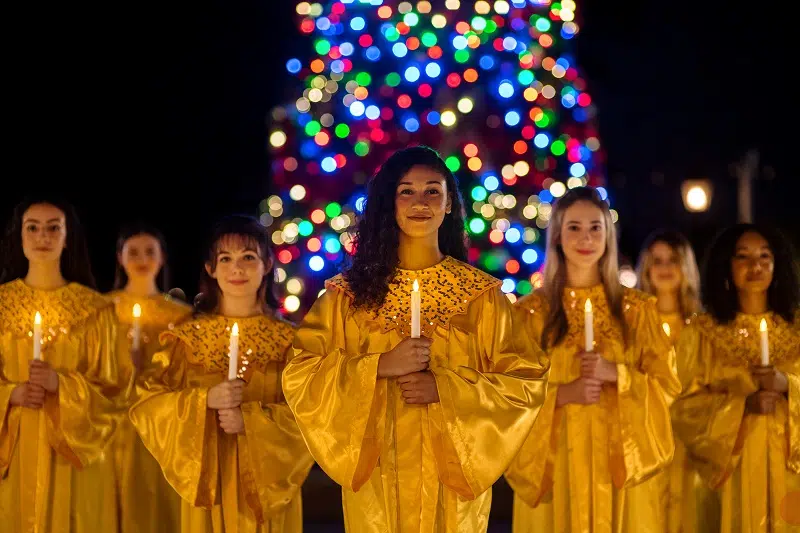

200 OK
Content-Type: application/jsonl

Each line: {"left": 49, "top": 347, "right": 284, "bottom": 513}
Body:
{"left": 131, "top": 304, "right": 142, "bottom": 351}
{"left": 759, "top": 318, "right": 769, "bottom": 366}
{"left": 228, "top": 322, "right": 240, "bottom": 380}
{"left": 411, "top": 280, "right": 421, "bottom": 338}
{"left": 33, "top": 312, "right": 42, "bottom": 361}
{"left": 584, "top": 299, "right": 593, "bottom": 352}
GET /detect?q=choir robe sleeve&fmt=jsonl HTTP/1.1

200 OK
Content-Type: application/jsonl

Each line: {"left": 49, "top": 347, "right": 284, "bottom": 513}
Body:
{"left": 670, "top": 324, "right": 756, "bottom": 488}
{"left": 788, "top": 358, "right": 800, "bottom": 473}
{"left": 43, "top": 305, "right": 122, "bottom": 468}
{"left": 611, "top": 298, "right": 681, "bottom": 487}
{"left": 427, "top": 287, "right": 549, "bottom": 500}
{"left": 237, "top": 355, "right": 315, "bottom": 523}
{"left": 129, "top": 339, "right": 220, "bottom": 508}
{"left": 0, "top": 379, "right": 21, "bottom": 477}
{"left": 282, "top": 287, "right": 386, "bottom": 492}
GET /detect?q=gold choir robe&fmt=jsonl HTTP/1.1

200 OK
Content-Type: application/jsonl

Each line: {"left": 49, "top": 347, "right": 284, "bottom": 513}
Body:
{"left": 108, "top": 291, "right": 192, "bottom": 533}
{"left": 129, "top": 313, "right": 314, "bottom": 533}
{"left": 506, "top": 286, "right": 681, "bottom": 533}
{"left": 671, "top": 312, "right": 800, "bottom": 533}
{"left": 659, "top": 312, "right": 719, "bottom": 533}
{"left": 0, "top": 279, "right": 122, "bottom": 533}
{"left": 283, "top": 257, "right": 549, "bottom": 533}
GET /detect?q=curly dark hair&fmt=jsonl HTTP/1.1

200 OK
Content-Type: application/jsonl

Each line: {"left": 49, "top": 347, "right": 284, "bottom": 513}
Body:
{"left": 1, "top": 196, "right": 96, "bottom": 288}
{"left": 344, "top": 145, "right": 468, "bottom": 308}
{"left": 113, "top": 222, "right": 170, "bottom": 292}
{"left": 702, "top": 223, "right": 799, "bottom": 324}
{"left": 195, "top": 215, "right": 280, "bottom": 314}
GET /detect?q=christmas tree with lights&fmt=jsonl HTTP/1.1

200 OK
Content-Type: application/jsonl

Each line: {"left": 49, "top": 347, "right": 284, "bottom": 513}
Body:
{"left": 265, "top": 0, "right": 607, "bottom": 317}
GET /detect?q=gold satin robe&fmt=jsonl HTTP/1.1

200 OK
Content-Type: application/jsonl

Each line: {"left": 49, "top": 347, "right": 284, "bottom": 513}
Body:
{"left": 129, "top": 313, "right": 314, "bottom": 533}
{"left": 671, "top": 312, "right": 800, "bottom": 533}
{"left": 108, "top": 291, "right": 192, "bottom": 533}
{"left": 506, "top": 286, "right": 681, "bottom": 533}
{"left": 283, "top": 257, "right": 549, "bottom": 533}
{"left": 0, "top": 279, "right": 122, "bottom": 533}
{"left": 658, "top": 312, "right": 719, "bottom": 533}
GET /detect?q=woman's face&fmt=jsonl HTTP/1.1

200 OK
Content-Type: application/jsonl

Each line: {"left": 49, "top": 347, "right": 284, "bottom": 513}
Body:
{"left": 648, "top": 241, "right": 683, "bottom": 294}
{"left": 559, "top": 200, "right": 607, "bottom": 270}
{"left": 730, "top": 231, "right": 774, "bottom": 295}
{"left": 206, "top": 234, "right": 267, "bottom": 300}
{"left": 21, "top": 203, "right": 67, "bottom": 264}
{"left": 119, "top": 233, "right": 164, "bottom": 283}
{"left": 394, "top": 165, "right": 452, "bottom": 240}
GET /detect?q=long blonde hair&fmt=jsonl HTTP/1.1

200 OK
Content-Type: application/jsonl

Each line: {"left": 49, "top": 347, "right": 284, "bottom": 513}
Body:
{"left": 636, "top": 230, "right": 701, "bottom": 319}
{"left": 541, "top": 187, "right": 625, "bottom": 350}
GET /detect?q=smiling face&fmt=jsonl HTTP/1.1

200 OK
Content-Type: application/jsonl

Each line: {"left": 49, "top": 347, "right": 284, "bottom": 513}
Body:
{"left": 648, "top": 241, "right": 683, "bottom": 294}
{"left": 731, "top": 231, "right": 774, "bottom": 295}
{"left": 21, "top": 203, "right": 67, "bottom": 264}
{"left": 394, "top": 165, "right": 452, "bottom": 240}
{"left": 559, "top": 200, "right": 607, "bottom": 270}
{"left": 118, "top": 233, "right": 164, "bottom": 284}
{"left": 205, "top": 234, "right": 269, "bottom": 300}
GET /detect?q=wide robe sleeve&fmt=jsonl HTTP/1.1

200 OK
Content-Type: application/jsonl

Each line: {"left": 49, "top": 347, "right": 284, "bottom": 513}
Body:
{"left": 128, "top": 339, "right": 220, "bottom": 508}
{"left": 282, "top": 286, "right": 386, "bottom": 493}
{"left": 43, "top": 305, "right": 122, "bottom": 468}
{"left": 0, "top": 379, "right": 21, "bottom": 477}
{"left": 427, "top": 287, "right": 549, "bottom": 500}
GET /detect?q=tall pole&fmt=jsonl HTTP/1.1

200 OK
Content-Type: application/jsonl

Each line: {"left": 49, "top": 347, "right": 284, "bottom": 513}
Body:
{"left": 733, "top": 149, "right": 759, "bottom": 223}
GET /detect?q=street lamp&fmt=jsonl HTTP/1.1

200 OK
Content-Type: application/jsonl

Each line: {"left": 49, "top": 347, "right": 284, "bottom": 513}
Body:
{"left": 681, "top": 179, "right": 713, "bottom": 212}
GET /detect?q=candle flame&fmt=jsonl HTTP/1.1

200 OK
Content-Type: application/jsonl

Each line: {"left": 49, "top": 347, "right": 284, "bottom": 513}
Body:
{"left": 584, "top": 299, "right": 592, "bottom": 313}
{"left": 132, "top": 303, "right": 142, "bottom": 319}
{"left": 759, "top": 318, "right": 767, "bottom": 332}
{"left": 231, "top": 322, "right": 239, "bottom": 336}
{"left": 34, "top": 311, "right": 41, "bottom": 325}
{"left": 412, "top": 279, "right": 419, "bottom": 292}
{"left": 662, "top": 323, "right": 671, "bottom": 337}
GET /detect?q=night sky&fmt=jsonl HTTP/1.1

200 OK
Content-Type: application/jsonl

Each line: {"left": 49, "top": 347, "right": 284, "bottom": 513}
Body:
{"left": 4, "top": 1, "right": 794, "bottom": 295}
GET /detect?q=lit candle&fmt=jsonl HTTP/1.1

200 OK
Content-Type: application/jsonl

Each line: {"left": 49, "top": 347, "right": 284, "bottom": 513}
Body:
{"left": 33, "top": 312, "right": 42, "bottom": 361}
{"left": 662, "top": 322, "right": 671, "bottom": 338}
{"left": 131, "top": 304, "right": 142, "bottom": 351}
{"left": 411, "top": 280, "right": 421, "bottom": 338}
{"left": 759, "top": 318, "right": 769, "bottom": 366}
{"left": 584, "top": 299, "right": 593, "bottom": 352}
{"left": 228, "top": 322, "right": 240, "bottom": 380}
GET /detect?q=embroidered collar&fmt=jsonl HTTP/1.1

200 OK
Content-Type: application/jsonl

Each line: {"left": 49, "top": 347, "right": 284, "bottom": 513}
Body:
{"left": 692, "top": 312, "right": 800, "bottom": 366}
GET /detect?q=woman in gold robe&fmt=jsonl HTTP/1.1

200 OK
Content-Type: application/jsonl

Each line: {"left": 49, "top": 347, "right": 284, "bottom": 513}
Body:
{"left": 636, "top": 230, "right": 718, "bottom": 533}
{"left": 506, "top": 187, "right": 681, "bottom": 533}
{"left": 0, "top": 197, "right": 122, "bottom": 533}
{"left": 283, "top": 146, "right": 550, "bottom": 533}
{"left": 671, "top": 224, "right": 800, "bottom": 532}
{"left": 129, "top": 215, "right": 313, "bottom": 533}
{"left": 108, "top": 223, "right": 192, "bottom": 533}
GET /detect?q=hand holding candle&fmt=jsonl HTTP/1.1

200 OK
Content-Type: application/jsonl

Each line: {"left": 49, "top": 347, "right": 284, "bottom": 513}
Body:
{"left": 411, "top": 280, "right": 421, "bottom": 339}
{"left": 584, "top": 299, "right": 593, "bottom": 352}
{"left": 228, "top": 322, "right": 240, "bottom": 380}
{"left": 33, "top": 312, "right": 42, "bottom": 361}
{"left": 759, "top": 318, "right": 769, "bottom": 366}
{"left": 131, "top": 304, "right": 142, "bottom": 351}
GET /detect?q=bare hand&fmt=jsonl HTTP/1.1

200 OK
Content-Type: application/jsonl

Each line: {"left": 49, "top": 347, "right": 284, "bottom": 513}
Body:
{"left": 746, "top": 390, "right": 781, "bottom": 415}
{"left": 207, "top": 380, "right": 244, "bottom": 409}
{"left": 752, "top": 366, "right": 789, "bottom": 393}
{"left": 218, "top": 407, "right": 245, "bottom": 434}
{"left": 556, "top": 377, "right": 603, "bottom": 407}
{"left": 9, "top": 383, "right": 46, "bottom": 409}
{"left": 377, "top": 337, "right": 432, "bottom": 378}
{"left": 130, "top": 346, "right": 146, "bottom": 374}
{"left": 397, "top": 371, "right": 439, "bottom": 405}
{"left": 29, "top": 360, "right": 59, "bottom": 393}
{"left": 578, "top": 351, "right": 618, "bottom": 383}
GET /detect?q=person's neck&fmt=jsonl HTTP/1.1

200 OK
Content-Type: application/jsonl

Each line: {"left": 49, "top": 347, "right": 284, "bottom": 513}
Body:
{"left": 124, "top": 278, "right": 160, "bottom": 298}
{"left": 655, "top": 290, "right": 681, "bottom": 315}
{"left": 397, "top": 234, "right": 444, "bottom": 271}
{"left": 738, "top": 290, "right": 768, "bottom": 315}
{"left": 218, "top": 294, "right": 262, "bottom": 318}
{"left": 565, "top": 263, "right": 602, "bottom": 289}
{"left": 24, "top": 262, "right": 67, "bottom": 291}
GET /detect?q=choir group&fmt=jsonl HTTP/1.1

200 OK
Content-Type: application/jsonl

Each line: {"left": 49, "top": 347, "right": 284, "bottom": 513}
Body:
{"left": 1, "top": 145, "right": 798, "bottom": 533}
